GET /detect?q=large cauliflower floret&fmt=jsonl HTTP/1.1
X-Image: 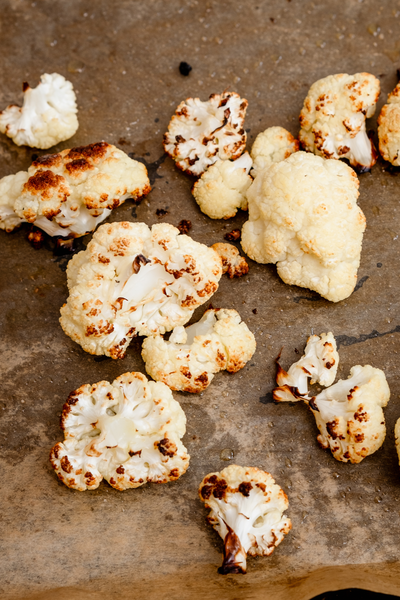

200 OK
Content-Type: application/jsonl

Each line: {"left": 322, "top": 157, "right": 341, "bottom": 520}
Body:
{"left": 60, "top": 222, "right": 222, "bottom": 358}
{"left": 299, "top": 73, "right": 380, "bottom": 171}
{"left": 378, "top": 82, "right": 400, "bottom": 166}
{"left": 142, "top": 308, "right": 256, "bottom": 393}
{"left": 273, "top": 332, "right": 339, "bottom": 402}
{"left": 211, "top": 243, "right": 249, "bottom": 278}
{"left": 310, "top": 365, "right": 390, "bottom": 463}
{"left": 0, "top": 142, "right": 150, "bottom": 237}
{"left": 250, "top": 126, "right": 299, "bottom": 177}
{"left": 199, "top": 465, "right": 291, "bottom": 574}
{"left": 0, "top": 73, "right": 78, "bottom": 149}
{"left": 49, "top": 372, "right": 189, "bottom": 491}
{"left": 241, "top": 152, "right": 366, "bottom": 302}
{"left": 192, "top": 152, "right": 252, "bottom": 219}
{"left": 164, "top": 92, "right": 248, "bottom": 176}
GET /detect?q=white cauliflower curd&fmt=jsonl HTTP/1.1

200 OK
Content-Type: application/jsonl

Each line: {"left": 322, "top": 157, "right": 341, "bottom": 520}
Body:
{"left": 60, "top": 221, "right": 222, "bottom": 358}
{"left": 250, "top": 126, "right": 299, "bottom": 177}
{"left": 378, "top": 82, "right": 400, "bottom": 165}
{"left": 0, "top": 142, "right": 150, "bottom": 237}
{"left": 199, "top": 465, "right": 291, "bottom": 574}
{"left": 192, "top": 152, "right": 252, "bottom": 219}
{"left": 299, "top": 72, "right": 380, "bottom": 171}
{"left": 164, "top": 91, "right": 248, "bottom": 176}
{"left": 142, "top": 308, "right": 256, "bottom": 393}
{"left": 241, "top": 152, "right": 366, "bottom": 302}
{"left": 0, "top": 73, "right": 78, "bottom": 149}
{"left": 49, "top": 372, "right": 189, "bottom": 491}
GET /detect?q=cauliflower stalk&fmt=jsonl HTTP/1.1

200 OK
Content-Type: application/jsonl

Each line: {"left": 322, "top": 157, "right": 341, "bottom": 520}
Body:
{"left": 241, "top": 152, "right": 366, "bottom": 302}
{"left": 250, "top": 126, "right": 299, "bottom": 177}
{"left": 299, "top": 72, "right": 380, "bottom": 171}
{"left": 0, "top": 142, "right": 150, "bottom": 237}
{"left": 60, "top": 221, "right": 223, "bottom": 358}
{"left": 199, "top": 465, "right": 291, "bottom": 574}
{"left": 50, "top": 372, "right": 189, "bottom": 491}
{"left": 378, "top": 82, "right": 400, "bottom": 166}
{"left": 0, "top": 73, "right": 79, "bottom": 149}
{"left": 164, "top": 92, "right": 248, "bottom": 176}
{"left": 192, "top": 152, "right": 253, "bottom": 219}
{"left": 142, "top": 308, "right": 256, "bottom": 393}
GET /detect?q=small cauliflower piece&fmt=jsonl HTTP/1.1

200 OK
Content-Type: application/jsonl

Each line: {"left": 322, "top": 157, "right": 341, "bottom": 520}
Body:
{"left": 299, "top": 72, "right": 380, "bottom": 171}
{"left": 142, "top": 308, "right": 256, "bottom": 393}
{"left": 164, "top": 92, "right": 248, "bottom": 176}
{"left": 211, "top": 243, "right": 249, "bottom": 278}
{"left": 0, "top": 142, "right": 150, "bottom": 237}
{"left": 311, "top": 365, "right": 390, "bottom": 463}
{"left": 378, "top": 82, "right": 400, "bottom": 165}
{"left": 250, "top": 126, "right": 299, "bottom": 177}
{"left": 49, "top": 372, "right": 189, "bottom": 491}
{"left": 241, "top": 152, "right": 366, "bottom": 302}
{"left": 60, "top": 221, "right": 222, "bottom": 358}
{"left": 273, "top": 332, "right": 339, "bottom": 402}
{"left": 199, "top": 465, "right": 291, "bottom": 574}
{"left": 192, "top": 152, "right": 253, "bottom": 219}
{"left": 0, "top": 73, "right": 78, "bottom": 149}
{"left": 395, "top": 419, "right": 400, "bottom": 467}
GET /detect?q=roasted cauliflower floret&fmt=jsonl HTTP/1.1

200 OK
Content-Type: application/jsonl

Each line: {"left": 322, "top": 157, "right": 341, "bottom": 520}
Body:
{"left": 250, "top": 126, "right": 299, "bottom": 177}
{"left": 60, "top": 221, "right": 222, "bottom": 358}
{"left": 0, "top": 142, "right": 150, "bottom": 237}
{"left": 273, "top": 332, "right": 339, "bottom": 402}
{"left": 211, "top": 243, "right": 249, "bottom": 278}
{"left": 142, "top": 308, "right": 256, "bottom": 393}
{"left": 241, "top": 152, "right": 366, "bottom": 302}
{"left": 199, "top": 465, "right": 291, "bottom": 574}
{"left": 164, "top": 91, "right": 248, "bottom": 176}
{"left": 395, "top": 418, "right": 400, "bottom": 467}
{"left": 378, "top": 82, "right": 400, "bottom": 166}
{"left": 49, "top": 372, "right": 189, "bottom": 491}
{"left": 299, "top": 73, "right": 380, "bottom": 171}
{"left": 0, "top": 73, "right": 78, "bottom": 149}
{"left": 192, "top": 152, "right": 252, "bottom": 219}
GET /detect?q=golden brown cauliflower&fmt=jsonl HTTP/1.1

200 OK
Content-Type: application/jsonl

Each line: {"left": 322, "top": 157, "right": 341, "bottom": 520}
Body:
{"left": 378, "top": 82, "right": 400, "bottom": 165}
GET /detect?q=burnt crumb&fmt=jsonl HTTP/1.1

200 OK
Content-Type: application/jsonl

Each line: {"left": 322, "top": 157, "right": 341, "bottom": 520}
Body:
{"left": 224, "top": 229, "right": 241, "bottom": 242}
{"left": 377, "top": 262, "right": 382, "bottom": 268}
{"left": 31, "top": 153, "right": 39, "bottom": 161}
{"left": 155, "top": 118, "right": 159, "bottom": 123}
{"left": 294, "top": 348, "right": 299, "bottom": 354}
{"left": 54, "top": 237, "right": 75, "bottom": 255}
{"left": 156, "top": 208, "right": 168, "bottom": 217}
{"left": 177, "top": 219, "right": 192, "bottom": 234}
{"left": 27, "top": 227, "right": 45, "bottom": 249}
{"left": 252, "top": 308, "right": 258, "bottom": 315}
{"left": 179, "top": 61, "right": 192, "bottom": 76}
{"left": 270, "top": 17, "right": 275, "bottom": 22}
{"left": 118, "top": 138, "right": 129, "bottom": 145}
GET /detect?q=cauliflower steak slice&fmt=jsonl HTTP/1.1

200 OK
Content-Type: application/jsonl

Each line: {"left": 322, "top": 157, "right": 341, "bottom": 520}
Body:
{"left": 164, "top": 91, "right": 248, "bottom": 176}
{"left": 50, "top": 372, "right": 189, "bottom": 491}
{"left": 241, "top": 152, "right": 366, "bottom": 302}
{"left": 378, "top": 81, "right": 400, "bottom": 166}
{"left": 199, "top": 465, "right": 291, "bottom": 574}
{"left": 250, "top": 126, "right": 299, "bottom": 177}
{"left": 60, "top": 221, "right": 223, "bottom": 358}
{"left": 299, "top": 72, "right": 380, "bottom": 171}
{"left": 142, "top": 308, "right": 256, "bottom": 393}
{"left": 0, "top": 142, "right": 150, "bottom": 237}
{"left": 0, "top": 73, "right": 78, "bottom": 149}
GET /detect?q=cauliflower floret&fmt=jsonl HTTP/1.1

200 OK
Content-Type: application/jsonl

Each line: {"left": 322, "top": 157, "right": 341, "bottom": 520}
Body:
{"left": 164, "top": 92, "right": 248, "bottom": 176}
{"left": 49, "top": 371, "right": 189, "bottom": 491}
{"left": 192, "top": 152, "right": 253, "bottom": 219}
{"left": 273, "top": 332, "right": 339, "bottom": 402}
{"left": 311, "top": 365, "right": 390, "bottom": 463}
{"left": 378, "top": 82, "right": 400, "bottom": 165}
{"left": 142, "top": 308, "right": 256, "bottom": 393}
{"left": 241, "top": 152, "right": 366, "bottom": 302}
{"left": 395, "top": 418, "right": 400, "bottom": 467}
{"left": 211, "top": 243, "right": 249, "bottom": 278}
{"left": 0, "top": 73, "right": 78, "bottom": 149}
{"left": 250, "top": 126, "right": 299, "bottom": 177}
{"left": 299, "top": 73, "right": 380, "bottom": 171}
{"left": 0, "top": 142, "right": 150, "bottom": 237}
{"left": 199, "top": 465, "right": 291, "bottom": 574}
{"left": 60, "top": 221, "right": 222, "bottom": 358}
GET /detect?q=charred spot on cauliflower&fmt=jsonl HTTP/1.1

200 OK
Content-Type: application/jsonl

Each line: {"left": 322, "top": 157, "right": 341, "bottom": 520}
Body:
{"left": 211, "top": 243, "right": 249, "bottom": 278}
{"left": 142, "top": 308, "right": 256, "bottom": 393}
{"left": 299, "top": 72, "right": 380, "bottom": 171}
{"left": 163, "top": 92, "right": 248, "bottom": 176}
{"left": 199, "top": 465, "right": 291, "bottom": 574}
{"left": 49, "top": 372, "right": 189, "bottom": 491}
{"left": 378, "top": 82, "right": 400, "bottom": 166}
{"left": 0, "top": 73, "right": 79, "bottom": 149}
{"left": 250, "top": 126, "right": 299, "bottom": 177}
{"left": 60, "top": 221, "right": 223, "bottom": 358}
